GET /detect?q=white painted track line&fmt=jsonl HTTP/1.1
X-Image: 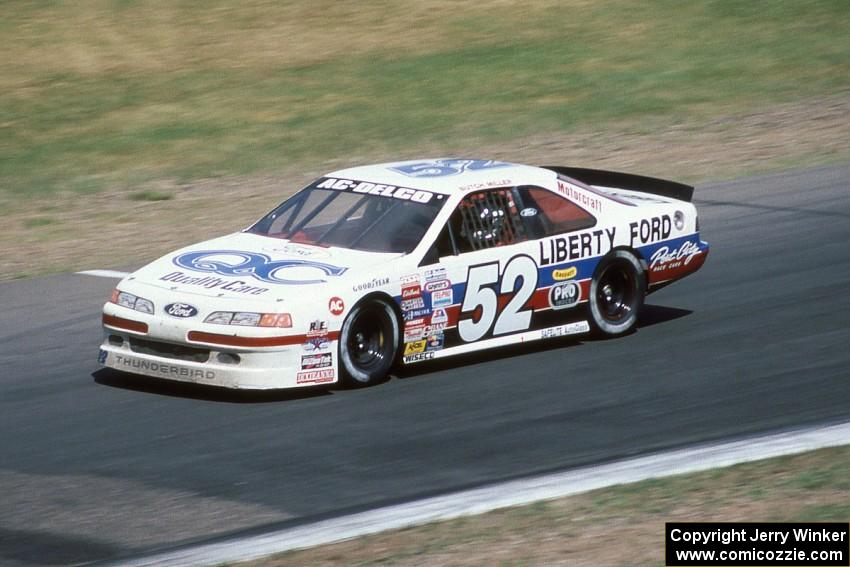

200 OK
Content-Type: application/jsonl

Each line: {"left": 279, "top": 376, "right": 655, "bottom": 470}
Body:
{"left": 121, "top": 420, "right": 850, "bottom": 567}
{"left": 77, "top": 270, "right": 130, "bottom": 278}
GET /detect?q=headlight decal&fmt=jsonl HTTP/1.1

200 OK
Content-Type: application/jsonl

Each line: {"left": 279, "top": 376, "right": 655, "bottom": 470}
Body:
{"left": 205, "top": 312, "right": 292, "bottom": 328}
{"left": 110, "top": 289, "right": 156, "bottom": 315}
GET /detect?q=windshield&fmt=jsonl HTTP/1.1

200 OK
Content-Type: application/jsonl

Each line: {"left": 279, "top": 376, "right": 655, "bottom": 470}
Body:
{"left": 247, "top": 177, "right": 446, "bottom": 253}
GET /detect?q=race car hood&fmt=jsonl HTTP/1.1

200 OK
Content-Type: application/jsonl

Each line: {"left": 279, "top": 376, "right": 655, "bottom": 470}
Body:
{"left": 126, "top": 232, "right": 398, "bottom": 300}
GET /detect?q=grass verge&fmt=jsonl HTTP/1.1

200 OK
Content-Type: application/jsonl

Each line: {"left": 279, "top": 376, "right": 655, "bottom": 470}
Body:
{"left": 235, "top": 445, "right": 850, "bottom": 567}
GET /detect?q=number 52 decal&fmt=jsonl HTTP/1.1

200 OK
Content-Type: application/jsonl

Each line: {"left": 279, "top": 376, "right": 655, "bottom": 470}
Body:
{"left": 458, "top": 255, "right": 538, "bottom": 342}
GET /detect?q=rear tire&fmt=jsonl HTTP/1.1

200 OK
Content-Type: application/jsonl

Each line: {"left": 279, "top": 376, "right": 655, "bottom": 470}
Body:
{"left": 339, "top": 298, "right": 400, "bottom": 386}
{"left": 589, "top": 250, "right": 645, "bottom": 336}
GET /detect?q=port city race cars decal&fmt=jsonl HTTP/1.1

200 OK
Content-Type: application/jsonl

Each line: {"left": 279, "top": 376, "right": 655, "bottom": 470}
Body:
{"left": 398, "top": 218, "right": 706, "bottom": 364}
{"left": 159, "top": 250, "right": 349, "bottom": 294}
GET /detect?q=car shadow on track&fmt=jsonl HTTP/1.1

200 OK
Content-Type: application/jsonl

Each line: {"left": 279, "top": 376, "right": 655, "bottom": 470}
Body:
{"left": 636, "top": 304, "right": 693, "bottom": 329}
{"left": 92, "top": 368, "right": 332, "bottom": 403}
{"left": 393, "top": 303, "right": 693, "bottom": 380}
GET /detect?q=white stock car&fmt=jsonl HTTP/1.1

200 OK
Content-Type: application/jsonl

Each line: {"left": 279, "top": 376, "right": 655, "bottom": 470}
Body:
{"left": 99, "top": 159, "right": 709, "bottom": 389}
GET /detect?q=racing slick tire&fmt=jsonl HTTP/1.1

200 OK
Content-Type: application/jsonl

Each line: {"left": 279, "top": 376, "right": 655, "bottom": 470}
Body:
{"left": 339, "top": 298, "right": 400, "bottom": 386}
{"left": 588, "top": 250, "right": 646, "bottom": 336}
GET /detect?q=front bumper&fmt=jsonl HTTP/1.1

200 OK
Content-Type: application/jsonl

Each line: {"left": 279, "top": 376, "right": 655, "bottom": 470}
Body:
{"left": 99, "top": 307, "right": 339, "bottom": 390}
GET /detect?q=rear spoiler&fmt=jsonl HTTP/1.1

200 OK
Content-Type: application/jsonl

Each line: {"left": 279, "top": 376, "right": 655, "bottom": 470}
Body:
{"left": 540, "top": 166, "right": 694, "bottom": 203}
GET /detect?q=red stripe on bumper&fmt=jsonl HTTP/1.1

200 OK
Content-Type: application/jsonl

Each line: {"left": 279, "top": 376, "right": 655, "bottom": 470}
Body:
{"left": 187, "top": 330, "right": 340, "bottom": 348}
{"left": 103, "top": 314, "right": 148, "bottom": 334}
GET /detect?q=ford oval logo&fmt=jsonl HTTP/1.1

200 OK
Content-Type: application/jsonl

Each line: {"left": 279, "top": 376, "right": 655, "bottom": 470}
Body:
{"left": 164, "top": 302, "right": 198, "bottom": 318}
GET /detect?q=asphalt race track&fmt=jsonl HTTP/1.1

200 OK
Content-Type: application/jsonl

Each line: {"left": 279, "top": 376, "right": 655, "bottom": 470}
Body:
{"left": 1, "top": 165, "right": 849, "bottom": 566}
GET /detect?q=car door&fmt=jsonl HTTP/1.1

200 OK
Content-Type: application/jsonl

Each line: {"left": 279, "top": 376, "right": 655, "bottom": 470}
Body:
{"left": 407, "top": 184, "right": 600, "bottom": 360}
{"left": 406, "top": 187, "right": 540, "bottom": 357}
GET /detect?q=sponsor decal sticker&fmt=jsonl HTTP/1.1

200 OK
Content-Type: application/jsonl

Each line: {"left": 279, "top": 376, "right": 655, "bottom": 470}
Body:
{"left": 520, "top": 207, "right": 538, "bottom": 217}
{"left": 164, "top": 302, "right": 198, "bottom": 318}
{"left": 296, "top": 369, "right": 335, "bottom": 384}
{"left": 402, "top": 284, "right": 421, "bottom": 299}
{"left": 425, "top": 333, "right": 444, "bottom": 351}
{"left": 301, "top": 352, "right": 332, "bottom": 370}
{"left": 539, "top": 228, "right": 616, "bottom": 266}
{"left": 316, "top": 178, "right": 435, "bottom": 204}
{"left": 328, "top": 297, "right": 345, "bottom": 316}
{"left": 424, "top": 267, "right": 447, "bottom": 282}
{"left": 307, "top": 320, "right": 328, "bottom": 336}
{"left": 159, "top": 272, "right": 269, "bottom": 295}
{"left": 431, "top": 288, "right": 453, "bottom": 308}
{"left": 403, "top": 340, "right": 426, "bottom": 355}
{"left": 540, "top": 321, "right": 590, "bottom": 339}
{"left": 173, "top": 250, "right": 347, "bottom": 285}
{"left": 401, "top": 297, "right": 426, "bottom": 311}
{"left": 261, "top": 243, "right": 329, "bottom": 258}
{"left": 649, "top": 241, "right": 702, "bottom": 271}
{"left": 352, "top": 277, "right": 390, "bottom": 292}
{"left": 628, "top": 215, "right": 672, "bottom": 247}
{"left": 424, "top": 322, "right": 447, "bottom": 334}
{"left": 303, "top": 337, "right": 330, "bottom": 351}
{"left": 403, "top": 351, "right": 435, "bottom": 363}
{"left": 404, "top": 326, "right": 425, "bottom": 342}
{"left": 390, "top": 159, "right": 511, "bottom": 178}
{"left": 403, "top": 308, "right": 432, "bottom": 321}
{"left": 556, "top": 180, "right": 603, "bottom": 212}
{"left": 552, "top": 266, "right": 577, "bottom": 281}
{"left": 601, "top": 190, "right": 667, "bottom": 204}
{"left": 97, "top": 349, "right": 108, "bottom": 364}
{"left": 430, "top": 308, "right": 448, "bottom": 325}
{"left": 548, "top": 281, "right": 581, "bottom": 310}
{"left": 424, "top": 279, "right": 450, "bottom": 292}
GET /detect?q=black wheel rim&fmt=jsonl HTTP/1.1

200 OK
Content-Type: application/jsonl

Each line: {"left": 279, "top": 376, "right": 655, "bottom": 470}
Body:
{"left": 597, "top": 261, "right": 637, "bottom": 323}
{"left": 347, "top": 305, "right": 393, "bottom": 372}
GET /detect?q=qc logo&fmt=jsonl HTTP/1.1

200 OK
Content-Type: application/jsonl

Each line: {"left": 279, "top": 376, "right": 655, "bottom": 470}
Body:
{"left": 173, "top": 250, "right": 347, "bottom": 285}
{"left": 390, "top": 159, "right": 512, "bottom": 178}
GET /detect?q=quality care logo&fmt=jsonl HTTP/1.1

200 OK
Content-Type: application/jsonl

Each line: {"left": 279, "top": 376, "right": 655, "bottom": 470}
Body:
{"left": 173, "top": 250, "right": 347, "bottom": 285}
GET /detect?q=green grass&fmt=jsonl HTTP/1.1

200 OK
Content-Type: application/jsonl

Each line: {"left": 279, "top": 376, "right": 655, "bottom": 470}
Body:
{"left": 2, "top": 0, "right": 848, "bottom": 199}
{"left": 239, "top": 445, "right": 850, "bottom": 566}
{"left": 128, "top": 190, "right": 173, "bottom": 202}
{"left": 22, "top": 216, "right": 59, "bottom": 228}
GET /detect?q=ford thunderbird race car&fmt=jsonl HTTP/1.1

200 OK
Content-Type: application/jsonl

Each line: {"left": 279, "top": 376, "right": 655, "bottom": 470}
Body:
{"left": 99, "top": 159, "right": 709, "bottom": 389}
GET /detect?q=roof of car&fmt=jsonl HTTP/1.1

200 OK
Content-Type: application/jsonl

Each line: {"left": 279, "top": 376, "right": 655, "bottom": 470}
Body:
{"left": 326, "top": 159, "right": 555, "bottom": 194}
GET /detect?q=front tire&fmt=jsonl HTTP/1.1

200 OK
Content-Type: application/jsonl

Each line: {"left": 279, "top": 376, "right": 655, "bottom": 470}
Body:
{"left": 339, "top": 298, "right": 400, "bottom": 386}
{"left": 589, "top": 250, "right": 646, "bottom": 336}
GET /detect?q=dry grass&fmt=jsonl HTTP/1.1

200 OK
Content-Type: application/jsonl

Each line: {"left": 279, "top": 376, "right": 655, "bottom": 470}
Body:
{"left": 235, "top": 445, "right": 850, "bottom": 567}
{"left": 1, "top": 1, "right": 573, "bottom": 84}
